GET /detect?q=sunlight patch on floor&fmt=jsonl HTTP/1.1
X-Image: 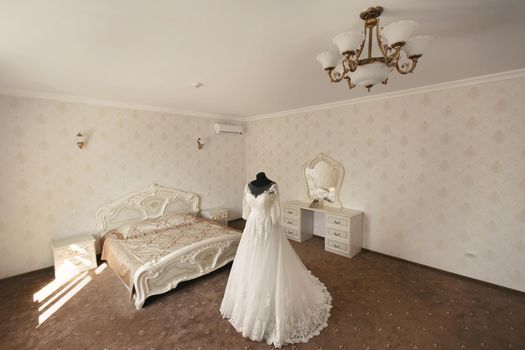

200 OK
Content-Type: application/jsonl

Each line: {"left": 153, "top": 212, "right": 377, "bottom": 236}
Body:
{"left": 33, "top": 274, "right": 74, "bottom": 303}
{"left": 32, "top": 263, "right": 106, "bottom": 327}
{"left": 37, "top": 274, "right": 92, "bottom": 327}
{"left": 95, "top": 262, "right": 107, "bottom": 275}
{"left": 37, "top": 272, "right": 88, "bottom": 312}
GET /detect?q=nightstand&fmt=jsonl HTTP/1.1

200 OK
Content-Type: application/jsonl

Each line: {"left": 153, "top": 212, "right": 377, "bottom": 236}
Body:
{"left": 51, "top": 234, "right": 97, "bottom": 279}
{"left": 201, "top": 208, "right": 228, "bottom": 225}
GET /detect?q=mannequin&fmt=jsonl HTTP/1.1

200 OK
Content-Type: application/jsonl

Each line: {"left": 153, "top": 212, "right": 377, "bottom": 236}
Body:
{"left": 248, "top": 172, "right": 274, "bottom": 197}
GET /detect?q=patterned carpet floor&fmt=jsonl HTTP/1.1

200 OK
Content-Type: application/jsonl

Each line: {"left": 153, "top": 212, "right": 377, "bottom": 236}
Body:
{"left": 1, "top": 236, "right": 524, "bottom": 350}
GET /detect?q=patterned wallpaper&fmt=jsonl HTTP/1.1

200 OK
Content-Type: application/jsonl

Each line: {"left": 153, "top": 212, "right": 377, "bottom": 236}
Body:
{"left": 0, "top": 96, "right": 246, "bottom": 278}
{"left": 1, "top": 76, "right": 524, "bottom": 292}
{"left": 244, "top": 77, "right": 525, "bottom": 292}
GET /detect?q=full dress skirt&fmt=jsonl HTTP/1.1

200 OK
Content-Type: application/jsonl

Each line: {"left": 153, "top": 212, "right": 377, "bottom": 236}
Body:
{"left": 220, "top": 183, "right": 332, "bottom": 348}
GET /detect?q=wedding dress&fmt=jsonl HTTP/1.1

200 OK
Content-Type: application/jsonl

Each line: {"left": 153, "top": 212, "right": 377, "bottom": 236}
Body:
{"left": 220, "top": 182, "right": 332, "bottom": 348}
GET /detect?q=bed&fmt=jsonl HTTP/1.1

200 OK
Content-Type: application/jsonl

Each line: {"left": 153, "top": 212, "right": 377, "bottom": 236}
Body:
{"left": 96, "top": 184, "right": 241, "bottom": 309}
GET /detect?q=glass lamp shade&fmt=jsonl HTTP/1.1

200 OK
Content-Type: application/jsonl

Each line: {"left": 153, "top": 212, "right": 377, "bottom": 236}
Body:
{"left": 316, "top": 51, "right": 340, "bottom": 70}
{"left": 349, "top": 62, "right": 393, "bottom": 88}
{"left": 332, "top": 31, "right": 365, "bottom": 54}
{"left": 403, "top": 35, "right": 434, "bottom": 58}
{"left": 381, "top": 20, "right": 418, "bottom": 46}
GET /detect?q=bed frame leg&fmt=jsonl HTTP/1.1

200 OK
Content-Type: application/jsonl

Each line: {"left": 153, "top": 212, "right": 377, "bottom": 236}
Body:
{"left": 134, "top": 297, "right": 145, "bottom": 309}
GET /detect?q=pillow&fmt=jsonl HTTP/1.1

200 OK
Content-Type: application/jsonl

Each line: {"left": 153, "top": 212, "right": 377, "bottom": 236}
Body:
{"left": 164, "top": 214, "right": 191, "bottom": 226}
{"left": 116, "top": 222, "right": 152, "bottom": 238}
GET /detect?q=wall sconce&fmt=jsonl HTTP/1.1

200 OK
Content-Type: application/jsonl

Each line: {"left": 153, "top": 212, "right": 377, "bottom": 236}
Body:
{"left": 197, "top": 137, "right": 206, "bottom": 150}
{"left": 76, "top": 133, "right": 87, "bottom": 149}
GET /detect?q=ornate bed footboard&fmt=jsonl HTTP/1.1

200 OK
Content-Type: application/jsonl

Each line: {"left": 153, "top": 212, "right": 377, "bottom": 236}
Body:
{"left": 133, "top": 235, "right": 240, "bottom": 309}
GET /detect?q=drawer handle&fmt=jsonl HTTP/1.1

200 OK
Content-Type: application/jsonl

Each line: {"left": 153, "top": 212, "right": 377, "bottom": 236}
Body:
{"left": 333, "top": 243, "right": 341, "bottom": 248}
{"left": 287, "top": 220, "right": 293, "bottom": 224}
{"left": 334, "top": 220, "right": 341, "bottom": 224}
{"left": 288, "top": 210, "right": 293, "bottom": 214}
{"left": 334, "top": 232, "right": 341, "bottom": 236}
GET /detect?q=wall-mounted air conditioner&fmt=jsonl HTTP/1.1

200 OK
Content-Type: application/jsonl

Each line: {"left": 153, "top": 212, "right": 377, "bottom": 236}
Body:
{"left": 214, "top": 124, "right": 243, "bottom": 135}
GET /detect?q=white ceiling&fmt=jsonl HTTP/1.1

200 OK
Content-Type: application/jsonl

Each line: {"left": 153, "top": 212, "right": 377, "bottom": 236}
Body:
{"left": 1, "top": 0, "right": 524, "bottom": 118}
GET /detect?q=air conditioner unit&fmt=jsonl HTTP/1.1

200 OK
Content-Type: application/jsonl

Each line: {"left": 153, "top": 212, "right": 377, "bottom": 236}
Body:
{"left": 214, "top": 124, "right": 243, "bottom": 135}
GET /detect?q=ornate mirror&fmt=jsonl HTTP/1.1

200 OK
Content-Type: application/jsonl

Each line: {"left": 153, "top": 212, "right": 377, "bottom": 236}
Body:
{"left": 303, "top": 153, "right": 344, "bottom": 208}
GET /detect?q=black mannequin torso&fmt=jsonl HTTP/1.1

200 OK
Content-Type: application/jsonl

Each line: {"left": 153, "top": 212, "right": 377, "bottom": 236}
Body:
{"left": 248, "top": 172, "right": 274, "bottom": 197}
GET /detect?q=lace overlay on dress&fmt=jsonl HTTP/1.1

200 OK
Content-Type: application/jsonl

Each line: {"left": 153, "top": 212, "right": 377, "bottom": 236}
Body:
{"left": 220, "top": 183, "right": 332, "bottom": 348}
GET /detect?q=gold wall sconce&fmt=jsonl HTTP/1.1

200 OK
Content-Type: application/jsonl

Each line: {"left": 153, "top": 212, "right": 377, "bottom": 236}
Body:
{"left": 76, "top": 133, "right": 87, "bottom": 149}
{"left": 197, "top": 137, "right": 206, "bottom": 150}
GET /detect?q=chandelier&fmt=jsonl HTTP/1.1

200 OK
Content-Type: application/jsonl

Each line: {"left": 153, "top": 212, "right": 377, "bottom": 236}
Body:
{"left": 316, "top": 6, "right": 433, "bottom": 92}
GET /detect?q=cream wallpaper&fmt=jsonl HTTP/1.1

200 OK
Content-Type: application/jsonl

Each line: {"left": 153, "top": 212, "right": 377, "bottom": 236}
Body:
{"left": 1, "top": 76, "right": 524, "bottom": 292}
{"left": 244, "top": 77, "right": 525, "bottom": 292}
{"left": 0, "top": 96, "right": 246, "bottom": 279}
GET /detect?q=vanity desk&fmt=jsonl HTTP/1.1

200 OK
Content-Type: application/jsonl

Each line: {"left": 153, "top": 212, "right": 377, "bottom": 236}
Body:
{"left": 283, "top": 201, "right": 363, "bottom": 258}
{"left": 284, "top": 153, "right": 363, "bottom": 258}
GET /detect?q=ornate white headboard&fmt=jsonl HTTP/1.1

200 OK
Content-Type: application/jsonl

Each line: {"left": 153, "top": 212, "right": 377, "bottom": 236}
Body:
{"left": 95, "top": 183, "right": 200, "bottom": 235}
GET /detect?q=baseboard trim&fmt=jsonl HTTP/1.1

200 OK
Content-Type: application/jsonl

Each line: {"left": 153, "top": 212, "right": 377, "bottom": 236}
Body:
{"left": 0, "top": 254, "right": 104, "bottom": 282}
{"left": 0, "top": 265, "right": 53, "bottom": 282}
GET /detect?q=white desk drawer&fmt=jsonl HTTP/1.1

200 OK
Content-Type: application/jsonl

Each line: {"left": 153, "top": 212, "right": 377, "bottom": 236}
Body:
{"left": 283, "top": 206, "right": 299, "bottom": 217}
{"left": 283, "top": 227, "right": 299, "bottom": 238}
{"left": 325, "top": 238, "right": 350, "bottom": 253}
{"left": 326, "top": 227, "right": 349, "bottom": 241}
{"left": 283, "top": 216, "right": 299, "bottom": 227}
{"left": 327, "top": 215, "right": 350, "bottom": 230}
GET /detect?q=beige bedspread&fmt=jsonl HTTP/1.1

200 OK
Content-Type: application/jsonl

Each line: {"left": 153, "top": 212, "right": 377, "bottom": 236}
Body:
{"left": 101, "top": 216, "right": 240, "bottom": 293}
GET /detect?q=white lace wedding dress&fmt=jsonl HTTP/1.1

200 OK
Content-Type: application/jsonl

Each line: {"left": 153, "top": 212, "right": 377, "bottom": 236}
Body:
{"left": 220, "top": 183, "right": 332, "bottom": 348}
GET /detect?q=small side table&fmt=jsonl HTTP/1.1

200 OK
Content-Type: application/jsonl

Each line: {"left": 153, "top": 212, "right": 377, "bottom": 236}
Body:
{"left": 52, "top": 234, "right": 97, "bottom": 279}
{"left": 201, "top": 208, "right": 228, "bottom": 225}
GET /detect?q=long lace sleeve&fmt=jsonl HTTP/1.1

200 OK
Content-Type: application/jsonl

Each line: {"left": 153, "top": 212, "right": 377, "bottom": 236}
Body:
{"left": 269, "top": 183, "right": 281, "bottom": 226}
{"left": 242, "top": 184, "right": 251, "bottom": 220}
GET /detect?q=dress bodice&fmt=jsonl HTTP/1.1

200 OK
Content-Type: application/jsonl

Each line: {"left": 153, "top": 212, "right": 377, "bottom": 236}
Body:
{"left": 242, "top": 183, "right": 281, "bottom": 225}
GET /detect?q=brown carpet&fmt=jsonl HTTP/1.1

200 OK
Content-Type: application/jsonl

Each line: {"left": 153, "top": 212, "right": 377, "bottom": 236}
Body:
{"left": 1, "top": 234, "right": 524, "bottom": 349}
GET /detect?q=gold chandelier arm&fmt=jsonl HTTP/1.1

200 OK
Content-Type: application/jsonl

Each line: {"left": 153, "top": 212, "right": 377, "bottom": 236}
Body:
{"left": 367, "top": 26, "right": 373, "bottom": 58}
{"left": 354, "top": 22, "right": 367, "bottom": 62}
{"left": 345, "top": 77, "right": 355, "bottom": 90}
{"left": 326, "top": 68, "right": 345, "bottom": 83}
{"left": 386, "top": 45, "right": 403, "bottom": 67}
{"left": 375, "top": 19, "right": 388, "bottom": 58}
{"left": 342, "top": 53, "right": 358, "bottom": 72}
{"left": 395, "top": 57, "right": 419, "bottom": 74}
{"left": 342, "top": 55, "right": 351, "bottom": 72}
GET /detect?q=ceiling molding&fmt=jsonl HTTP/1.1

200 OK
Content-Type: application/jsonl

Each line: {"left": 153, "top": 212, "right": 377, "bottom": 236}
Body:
{"left": 245, "top": 68, "right": 525, "bottom": 121}
{"left": 0, "top": 87, "right": 244, "bottom": 121}
{"left": 1, "top": 68, "right": 524, "bottom": 122}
